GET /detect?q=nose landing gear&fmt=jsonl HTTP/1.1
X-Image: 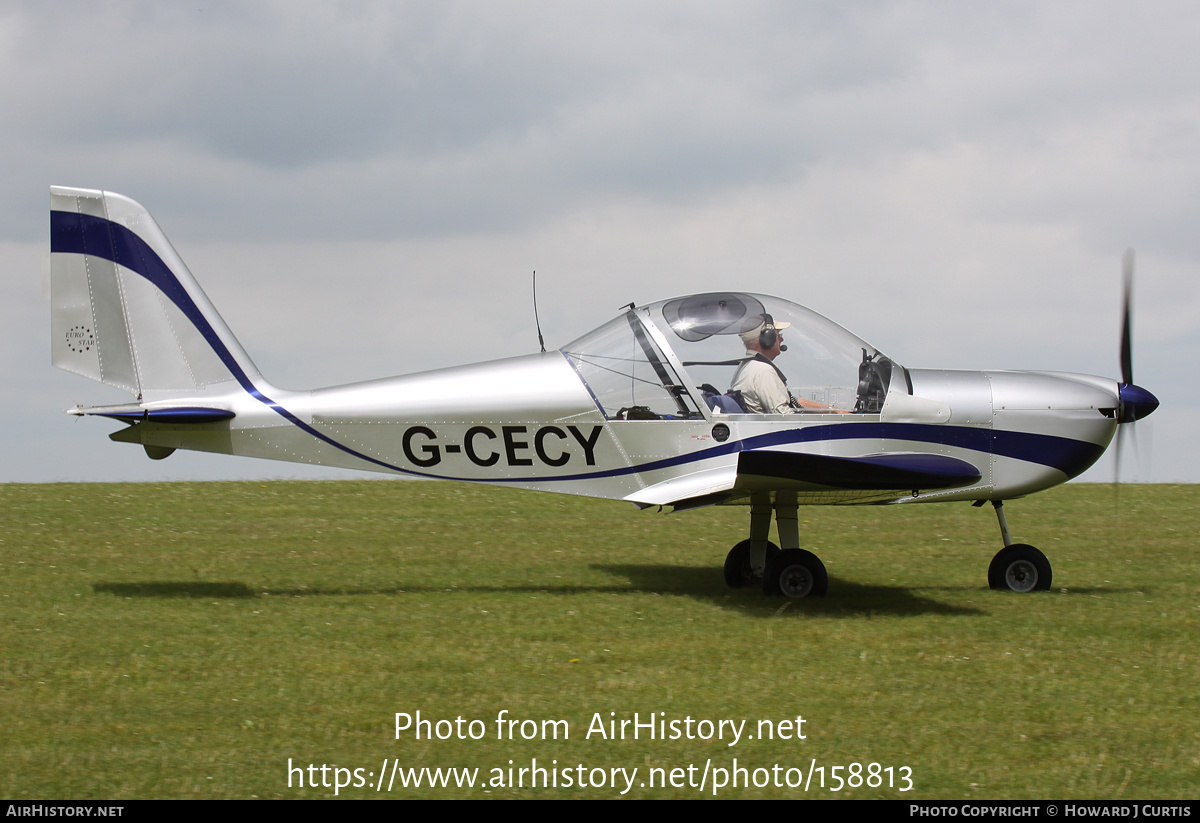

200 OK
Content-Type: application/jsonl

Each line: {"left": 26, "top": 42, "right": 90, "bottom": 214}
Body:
{"left": 986, "top": 501, "right": 1052, "bottom": 592}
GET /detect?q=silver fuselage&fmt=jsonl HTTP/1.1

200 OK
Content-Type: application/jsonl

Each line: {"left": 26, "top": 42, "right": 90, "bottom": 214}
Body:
{"left": 116, "top": 352, "right": 1119, "bottom": 506}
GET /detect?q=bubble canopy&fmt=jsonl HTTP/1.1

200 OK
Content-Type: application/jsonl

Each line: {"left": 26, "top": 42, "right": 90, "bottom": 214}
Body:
{"left": 562, "top": 292, "right": 901, "bottom": 419}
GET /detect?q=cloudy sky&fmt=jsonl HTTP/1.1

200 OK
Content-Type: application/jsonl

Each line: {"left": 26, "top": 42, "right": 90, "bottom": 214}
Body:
{"left": 3, "top": 1, "right": 1196, "bottom": 484}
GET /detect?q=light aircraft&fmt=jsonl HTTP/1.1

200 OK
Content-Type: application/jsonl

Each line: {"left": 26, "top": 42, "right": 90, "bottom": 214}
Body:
{"left": 49, "top": 186, "right": 1159, "bottom": 598}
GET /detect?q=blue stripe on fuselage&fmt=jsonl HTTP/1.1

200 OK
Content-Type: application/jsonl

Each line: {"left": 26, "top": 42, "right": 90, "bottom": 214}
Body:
{"left": 500, "top": 422, "right": 1102, "bottom": 484}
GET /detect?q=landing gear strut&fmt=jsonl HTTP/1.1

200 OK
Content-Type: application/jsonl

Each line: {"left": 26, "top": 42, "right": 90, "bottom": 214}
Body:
{"left": 986, "top": 501, "right": 1052, "bottom": 592}
{"left": 723, "top": 492, "right": 828, "bottom": 598}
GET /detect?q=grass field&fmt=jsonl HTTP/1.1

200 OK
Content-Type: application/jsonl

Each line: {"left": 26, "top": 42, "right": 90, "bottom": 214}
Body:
{"left": 1, "top": 480, "right": 1196, "bottom": 799}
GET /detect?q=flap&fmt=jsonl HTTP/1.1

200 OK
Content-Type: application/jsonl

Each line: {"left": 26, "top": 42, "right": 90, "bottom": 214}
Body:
{"left": 624, "top": 465, "right": 739, "bottom": 507}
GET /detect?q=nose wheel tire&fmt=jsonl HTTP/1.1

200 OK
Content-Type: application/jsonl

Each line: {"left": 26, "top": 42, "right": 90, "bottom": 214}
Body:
{"left": 988, "top": 544, "right": 1052, "bottom": 592}
{"left": 723, "top": 540, "right": 780, "bottom": 587}
{"left": 763, "top": 548, "right": 828, "bottom": 598}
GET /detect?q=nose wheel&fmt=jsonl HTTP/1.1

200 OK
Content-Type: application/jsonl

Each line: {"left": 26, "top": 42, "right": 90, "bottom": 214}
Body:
{"left": 988, "top": 543, "right": 1052, "bottom": 592}
{"left": 986, "top": 501, "right": 1053, "bottom": 592}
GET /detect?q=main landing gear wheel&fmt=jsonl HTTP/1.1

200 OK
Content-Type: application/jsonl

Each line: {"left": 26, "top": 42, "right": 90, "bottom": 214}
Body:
{"left": 988, "top": 544, "right": 1052, "bottom": 592}
{"left": 763, "top": 549, "right": 828, "bottom": 599}
{"left": 723, "top": 540, "right": 779, "bottom": 588}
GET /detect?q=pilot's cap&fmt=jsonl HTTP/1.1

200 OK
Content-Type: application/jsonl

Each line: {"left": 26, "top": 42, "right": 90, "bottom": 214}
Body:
{"left": 739, "top": 314, "right": 791, "bottom": 343}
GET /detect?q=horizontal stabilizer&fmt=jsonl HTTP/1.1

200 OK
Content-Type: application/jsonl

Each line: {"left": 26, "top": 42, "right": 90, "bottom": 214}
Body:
{"left": 68, "top": 404, "right": 235, "bottom": 424}
{"left": 738, "top": 450, "right": 982, "bottom": 491}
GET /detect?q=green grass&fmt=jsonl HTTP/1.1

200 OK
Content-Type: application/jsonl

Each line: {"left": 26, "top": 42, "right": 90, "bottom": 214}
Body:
{"left": 1, "top": 481, "right": 1196, "bottom": 799}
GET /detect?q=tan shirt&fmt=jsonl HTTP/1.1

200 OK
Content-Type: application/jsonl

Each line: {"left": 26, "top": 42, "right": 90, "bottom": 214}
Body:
{"left": 730, "top": 351, "right": 794, "bottom": 414}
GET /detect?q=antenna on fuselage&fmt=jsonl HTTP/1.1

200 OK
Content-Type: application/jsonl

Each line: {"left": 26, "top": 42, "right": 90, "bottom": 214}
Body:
{"left": 533, "top": 270, "right": 546, "bottom": 353}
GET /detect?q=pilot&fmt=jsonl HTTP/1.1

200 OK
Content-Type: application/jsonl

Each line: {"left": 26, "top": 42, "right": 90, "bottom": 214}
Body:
{"left": 729, "top": 314, "right": 796, "bottom": 413}
{"left": 730, "top": 314, "right": 844, "bottom": 414}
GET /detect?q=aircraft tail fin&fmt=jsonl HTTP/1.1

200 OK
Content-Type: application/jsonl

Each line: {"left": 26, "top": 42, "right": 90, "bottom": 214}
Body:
{"left": 49, "top": 187, "right": 265, "bottom": 402}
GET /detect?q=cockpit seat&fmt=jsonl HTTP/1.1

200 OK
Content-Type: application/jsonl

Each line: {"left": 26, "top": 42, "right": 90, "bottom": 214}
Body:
{"left": 702, "top": 389, "right": 747, "bottom": 414}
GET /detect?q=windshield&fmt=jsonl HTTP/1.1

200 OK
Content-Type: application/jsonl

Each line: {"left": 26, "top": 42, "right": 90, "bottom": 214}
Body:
{"left": 561, "top": 311, "right": 703, "bottom": 420}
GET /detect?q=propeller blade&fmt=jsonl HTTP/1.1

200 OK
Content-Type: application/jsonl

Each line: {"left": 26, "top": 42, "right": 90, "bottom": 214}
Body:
{"left": 1113, "top": 420, "right": 1125, "bottom": 494}
{"left": 1115, "top": 249, "right": 1134, "bottom": 496}
{"left": 1113, "top": 247, "right": 1158, "bottom": 493}
{"left": 1115, "top": 250, "right": 1160, "bottom": 424}
{"left": 1120, "top": 248, "right": 1134, "bottom": 386}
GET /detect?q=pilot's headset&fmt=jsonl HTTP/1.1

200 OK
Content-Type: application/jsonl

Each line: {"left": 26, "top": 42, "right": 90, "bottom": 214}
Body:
{"left": 758, "top": 314, "right": 786, "bottom": 352}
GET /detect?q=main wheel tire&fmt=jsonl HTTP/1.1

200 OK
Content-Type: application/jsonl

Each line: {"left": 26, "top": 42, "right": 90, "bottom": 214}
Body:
{"left": 723, "top": 540, "right": 779, "bottom": 588}
{"left": 762, "top": 548, "right": 828, "bottom": 598}
{"left": 987, "top": 543, "right": 1052, "bottom": 592}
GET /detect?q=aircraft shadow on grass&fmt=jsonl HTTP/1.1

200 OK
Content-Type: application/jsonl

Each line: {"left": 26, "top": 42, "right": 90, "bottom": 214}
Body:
{"left": 93, "top": 581, "right": 257, "bottom": 598}
{"left": 93, "top": 570, "right": 985, "bottom": 617}
{"left": 594, "top": 564, "right": 984, "bottom": 617}
{"left": 91, "top": 580, "right": 638, "bottom": 599}
{"left": 91, "top": 577, "right": 1146, "bottom": 610}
